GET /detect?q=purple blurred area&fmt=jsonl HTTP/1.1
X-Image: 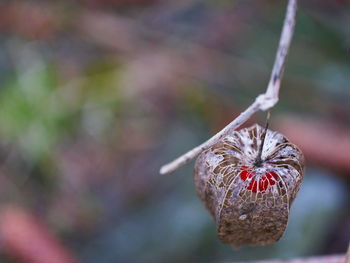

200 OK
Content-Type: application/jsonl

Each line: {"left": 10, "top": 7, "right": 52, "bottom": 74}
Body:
{"left": 0, "top": 0, "right": 349, "bottom": 262}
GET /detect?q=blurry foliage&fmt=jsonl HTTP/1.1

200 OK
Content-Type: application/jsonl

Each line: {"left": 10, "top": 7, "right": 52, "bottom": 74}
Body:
{"left": 0, "top": 51, "right": 125, "bottom": 160}
{"left": 0, "top": 63, "right": 69, "bottom": 160}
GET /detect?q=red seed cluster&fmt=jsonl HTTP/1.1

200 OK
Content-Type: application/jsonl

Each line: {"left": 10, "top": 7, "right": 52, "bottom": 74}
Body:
{"left": 239, "top": 166, "right": 278, "bottom": 193}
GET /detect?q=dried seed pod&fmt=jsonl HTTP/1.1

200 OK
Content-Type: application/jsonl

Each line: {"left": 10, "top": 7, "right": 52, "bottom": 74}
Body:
{"left": 194, "top": 124, "right": 304, "bottom": 247}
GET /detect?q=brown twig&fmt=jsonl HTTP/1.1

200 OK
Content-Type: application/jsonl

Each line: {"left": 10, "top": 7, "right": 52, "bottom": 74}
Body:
{"left": 254, "top": 111, "right": 270, "bottom": 167}
{"left": 160, "top": 0, "right": 298, "bottom": 175}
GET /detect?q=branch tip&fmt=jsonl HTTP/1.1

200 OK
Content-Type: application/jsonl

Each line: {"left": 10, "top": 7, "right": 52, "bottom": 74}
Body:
{"left": 160, "top": 0, "right": 297, "bottom": 175}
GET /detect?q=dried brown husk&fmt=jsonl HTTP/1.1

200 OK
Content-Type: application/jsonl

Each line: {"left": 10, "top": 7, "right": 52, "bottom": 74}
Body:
{"left": 194, "top": 124, "right": 304, "bottom": 247}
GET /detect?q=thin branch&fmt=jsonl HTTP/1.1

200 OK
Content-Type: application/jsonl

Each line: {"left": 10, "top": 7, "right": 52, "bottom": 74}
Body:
{"left": 254, "top": 111, "right": 270, "bottom": 167}
{"left": 160, "top": 0, "right": 298, "bottom": 175}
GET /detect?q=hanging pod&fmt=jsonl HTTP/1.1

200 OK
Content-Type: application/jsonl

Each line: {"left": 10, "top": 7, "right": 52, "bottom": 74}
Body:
{"left": 194, "top": 124, "right": 304, "bottom": 247}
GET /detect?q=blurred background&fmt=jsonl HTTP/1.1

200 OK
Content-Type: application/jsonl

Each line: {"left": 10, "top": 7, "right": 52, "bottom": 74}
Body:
{"left": 0, "top": 0, "right": 349, "bottom": 262}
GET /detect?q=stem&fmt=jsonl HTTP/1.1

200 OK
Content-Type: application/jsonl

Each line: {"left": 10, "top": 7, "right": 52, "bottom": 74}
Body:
{"left": 254, "top": 111, "right": 270, "bottom": 167}
{"left": 160, "top": 0, "right": 298, "bottom": 175}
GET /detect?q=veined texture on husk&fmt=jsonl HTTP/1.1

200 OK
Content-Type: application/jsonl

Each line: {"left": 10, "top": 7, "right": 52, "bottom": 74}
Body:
{"left": 194, "top": 124, "right": 304, "bottom": 247}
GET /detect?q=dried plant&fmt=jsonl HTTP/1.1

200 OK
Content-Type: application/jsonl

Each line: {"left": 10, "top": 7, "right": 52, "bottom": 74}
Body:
{"left": 159, "top": 0, "right": 303, "bottom": 246}
{"left": 194, "top": 124, "right": 304, "bottom": 246}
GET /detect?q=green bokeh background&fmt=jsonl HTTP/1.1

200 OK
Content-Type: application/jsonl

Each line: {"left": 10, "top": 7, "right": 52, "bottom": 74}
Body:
{"left": 0, "top": 0, "right": 349, "bottom": 262}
